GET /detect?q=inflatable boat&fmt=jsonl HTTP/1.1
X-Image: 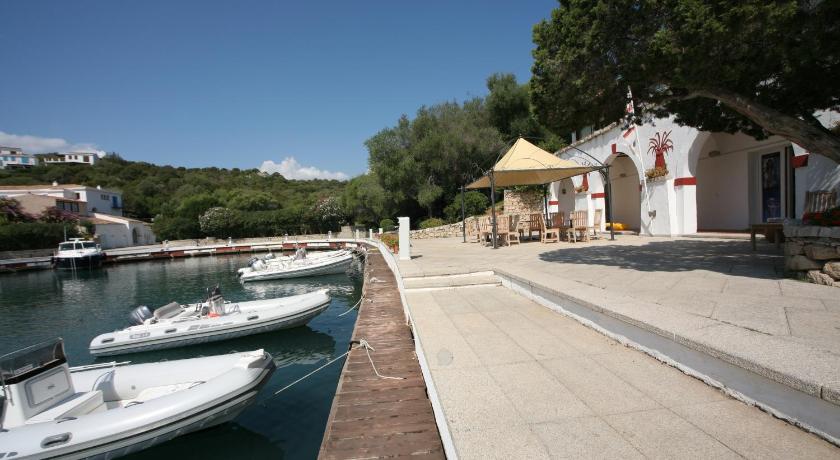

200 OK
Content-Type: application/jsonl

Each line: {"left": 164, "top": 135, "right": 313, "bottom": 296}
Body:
{"left": 0, "top": 339, "right": 275, "bottom": 459}
{"left": 89, "top": 287, "right": 330, "bottom": 356}
{"left": 239, "top": 250, "right": 354, "bottom": 282}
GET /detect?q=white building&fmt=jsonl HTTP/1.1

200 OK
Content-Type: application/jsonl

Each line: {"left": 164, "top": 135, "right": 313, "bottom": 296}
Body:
{"left": 549, "top": 115, "right": 840, "bottom": 236}
{"left": 88, "top": 213, "right": 156, "bottom": 249}
{"left": 0, "top": 183, "right": 123, "bottom": 216}
{"left": 0, "top": 147, "right": 38, "bottom": 168}
{"left": 40, "top": 151, "right": 100, "bottom": 166}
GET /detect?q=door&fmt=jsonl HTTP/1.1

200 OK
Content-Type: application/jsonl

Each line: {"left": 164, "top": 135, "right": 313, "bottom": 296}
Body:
{"left": 760, "top": 152, "right": 782, "bottom": 221}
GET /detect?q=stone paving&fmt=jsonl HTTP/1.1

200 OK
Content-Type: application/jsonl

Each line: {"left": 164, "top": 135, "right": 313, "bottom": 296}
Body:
{"left": 405, "top": 285, "right": 840, "bottom": 459}
{"left": 398, "top": 236, "right": 840, "bottom": 407}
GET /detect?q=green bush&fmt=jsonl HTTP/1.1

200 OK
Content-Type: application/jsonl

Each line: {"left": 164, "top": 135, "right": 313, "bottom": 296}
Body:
{"left": 0, "top": 223, "right": 80, "bottom": 251}
{"left": 443, "top": 191, "right": 489, "bottom": 222}
{"left": 379, "top": 218, "right": 396, "bottom": 231}
{"left": 419, "top": 217, "right": 445, "bottom": 229}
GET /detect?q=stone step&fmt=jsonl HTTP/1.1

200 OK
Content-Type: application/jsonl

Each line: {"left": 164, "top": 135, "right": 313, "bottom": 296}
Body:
{"left": 402, "top": 271, "right": 500, "bottom": 290}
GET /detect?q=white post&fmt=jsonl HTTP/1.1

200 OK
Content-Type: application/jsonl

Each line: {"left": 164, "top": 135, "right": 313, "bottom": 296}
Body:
{"left": 378, "top": 228, "right": 383, "bottom": 235}
{"left": 355, "top": 229, "right": 360, "bottom": 240}
{"left": 398, "top": 217, "right": 410, "bottom": 260}
{"left": 368, "top": 229, "right": 373, "bottom": 239}
{"left": 328, "top": 231, "right": 332, "bottom": 240}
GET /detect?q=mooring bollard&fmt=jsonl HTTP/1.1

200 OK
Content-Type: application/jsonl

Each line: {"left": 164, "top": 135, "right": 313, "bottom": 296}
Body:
{"left": 398, "top": 217, "right": 410, "bottom": 260}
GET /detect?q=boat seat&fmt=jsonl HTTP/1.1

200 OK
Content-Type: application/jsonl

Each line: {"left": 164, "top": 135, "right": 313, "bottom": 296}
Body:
{"left": 26, "top": 390, "right": 105, "bottom": 424}
{"left": 154, "top": 302, "right": 182, "bottom": 320}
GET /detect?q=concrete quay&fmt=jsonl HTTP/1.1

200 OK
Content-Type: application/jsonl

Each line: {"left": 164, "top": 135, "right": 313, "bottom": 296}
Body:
{"left": 397, "top": 236, "right": 840, "bottom": 458}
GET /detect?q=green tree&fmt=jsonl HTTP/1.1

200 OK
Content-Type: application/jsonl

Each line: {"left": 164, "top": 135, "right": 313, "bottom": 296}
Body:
{"left": 531, "top": 0, "right": 840, "bottom": 163}
{"left": 342, "top": 173, "right": 390, "bottom": 226}
{"left": 226, "top": 189, "right": 278, "bottom": 211}
{"left": 443, "top": 191, "right": 489, "bottom": 222}
{"left": 198, "top": 207, "right": 241, "bottom": 238}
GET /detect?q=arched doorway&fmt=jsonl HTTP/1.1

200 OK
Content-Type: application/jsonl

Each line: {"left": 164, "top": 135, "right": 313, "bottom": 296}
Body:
{"left": 132, "top": 227, "right": 140, "bottom": 245}
{"left": 607, "top": 154, "right": 641, "bottom": 231}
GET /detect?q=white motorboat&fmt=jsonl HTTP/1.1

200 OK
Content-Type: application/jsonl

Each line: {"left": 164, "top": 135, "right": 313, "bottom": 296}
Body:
{"left": 89, "top": 287, "right": 330, "bottom": 356}
{"left": 0, "top": 338, "right": 275, "bottom": 459}
{"left": 53, "top": 238, "right": 104, "bottom": 270}
{"left": 237, "top": 249, "right": 347, "bottom": 276}
{"left": 239, "top": 249, "right": 354, "bottom": 282}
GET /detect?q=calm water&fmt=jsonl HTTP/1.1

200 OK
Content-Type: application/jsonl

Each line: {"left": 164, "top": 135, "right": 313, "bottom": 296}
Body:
{"left": 0, "top": 253, "right": 363, "bottom": 459}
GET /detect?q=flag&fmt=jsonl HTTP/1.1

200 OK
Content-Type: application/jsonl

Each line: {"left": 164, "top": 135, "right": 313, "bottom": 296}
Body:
{"left": 622, "top": 85, "right": 637, "bottom": 144}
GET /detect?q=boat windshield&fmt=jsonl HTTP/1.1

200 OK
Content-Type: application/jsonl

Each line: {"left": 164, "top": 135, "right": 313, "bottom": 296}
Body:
{"left": 0, "top": 338, "right": 66, "bottom": 384}
{"left": 82, "top": 242, "right": 96, "bottom": 249}
{"left": 58, "top": 243, "right": 76, "bottom": 251}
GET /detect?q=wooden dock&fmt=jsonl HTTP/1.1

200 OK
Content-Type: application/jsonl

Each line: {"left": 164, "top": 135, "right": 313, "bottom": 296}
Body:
{"left": 319, "top": 249, "right": 445, "bottom": 459}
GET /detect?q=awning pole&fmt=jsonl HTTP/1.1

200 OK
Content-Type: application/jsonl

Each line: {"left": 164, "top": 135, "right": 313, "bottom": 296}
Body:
{"left": 543, "top": 184, "right": 550, "bottom": 226}
{"left": 490, "top": 171, "right": 498, "bottom": 249}
{"left": 461, "top": 184, "right": 466, "bottom": 243}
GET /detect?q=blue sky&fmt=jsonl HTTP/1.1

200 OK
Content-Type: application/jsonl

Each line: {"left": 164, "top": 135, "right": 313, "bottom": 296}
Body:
{"left": 0, "top": 0, "right": 556, "bottom": 179}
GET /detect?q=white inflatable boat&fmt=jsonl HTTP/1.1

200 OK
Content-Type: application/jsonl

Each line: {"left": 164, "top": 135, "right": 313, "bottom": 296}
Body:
{"left": 239, "top": 249, "right": 354, "bottom": 282}
{"left": 0, "top": 339, "right": 275, "bottom": 459}
{"left": 89, "top": 287, "right": 330, "bottom": 356}
{"left": 237, "top": 249, "right": 346, "bottom": 276}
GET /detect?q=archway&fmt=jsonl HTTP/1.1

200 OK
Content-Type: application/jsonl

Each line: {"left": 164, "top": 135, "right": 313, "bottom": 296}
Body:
{"left": 607, "top": 154, "right": 641, "bottom": 231}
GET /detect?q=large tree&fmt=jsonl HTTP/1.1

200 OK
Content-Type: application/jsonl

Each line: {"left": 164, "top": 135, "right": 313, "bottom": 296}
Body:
{"left": 531, "top": 0, "right": 840, "bottom": 163}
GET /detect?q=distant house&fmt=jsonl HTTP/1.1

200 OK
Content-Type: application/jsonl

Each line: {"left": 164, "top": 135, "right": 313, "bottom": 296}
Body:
{"left": 0, "top": 183, "right": 123, "bottom": 216}
{"left": 0, "top": 183, "right": 155, "bottom": 248}
{"left": 0, "top": 147, "right": 38, "bottom": 169}
{"left": 39, "top": 151, "right": 99, "bottom": 166}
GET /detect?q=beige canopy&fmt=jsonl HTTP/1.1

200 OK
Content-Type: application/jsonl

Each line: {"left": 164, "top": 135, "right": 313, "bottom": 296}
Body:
{"left": 466, "top": 138, "right": 600, "bottom": 189}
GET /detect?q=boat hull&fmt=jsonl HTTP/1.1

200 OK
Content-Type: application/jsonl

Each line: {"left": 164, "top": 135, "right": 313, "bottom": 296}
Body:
{"left": 89, "top": 290, "right": 331, "bottom": 356}
{"left": 54, "top": 253, "right": 104, "bottom": 270}
{"left": 0, "top": 350, "right": 275, "bottom": 460}
{"left": 241, "top": 256, "right": 353, "bottom": 282}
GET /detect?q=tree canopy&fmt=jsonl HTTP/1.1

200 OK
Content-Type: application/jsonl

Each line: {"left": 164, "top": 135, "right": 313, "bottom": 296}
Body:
{"left": 531, "top": 0, "right": 840, "bottom": 163}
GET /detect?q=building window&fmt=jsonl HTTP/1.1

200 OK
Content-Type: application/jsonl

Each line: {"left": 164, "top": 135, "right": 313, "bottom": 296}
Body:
{"left": 101, "top": 194, "right": 109, "bottom": 200}
{"left": 85, "top": 156, "right": 91, "bottom": 162}
{"left": 75, "top": 193, "right": 81, "bottom": 199}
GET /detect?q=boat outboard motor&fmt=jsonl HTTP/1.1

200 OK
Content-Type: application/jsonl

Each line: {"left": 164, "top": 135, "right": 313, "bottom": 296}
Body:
{"left": 252, "top": 259, "right": 266, "bottom": 271}
{"left": 247, "top": 257, "right": 259, "bottom": 267}
{"left": 206, "top": 285, "right": 226, "bottom": 316}
{"left": 129, "top": 305, "right": 153, "bottom": 326}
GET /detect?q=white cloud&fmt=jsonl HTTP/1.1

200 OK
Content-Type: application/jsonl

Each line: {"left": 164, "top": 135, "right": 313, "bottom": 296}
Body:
{"left": 0, "top": 131, "right": 106, "bottom": 157}
{"left": 259, "top": 157, "right": 349, "bottom": 180}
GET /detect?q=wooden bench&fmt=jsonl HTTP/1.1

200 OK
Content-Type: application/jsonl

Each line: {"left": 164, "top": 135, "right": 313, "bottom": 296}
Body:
{"left": 750, "top": 222, "right": 783, "bottom": 250}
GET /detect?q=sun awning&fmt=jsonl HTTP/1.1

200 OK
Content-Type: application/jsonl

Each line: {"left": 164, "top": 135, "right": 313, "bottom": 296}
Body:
{"left": 466, "top": 138, "right": 600, "bottom": 189}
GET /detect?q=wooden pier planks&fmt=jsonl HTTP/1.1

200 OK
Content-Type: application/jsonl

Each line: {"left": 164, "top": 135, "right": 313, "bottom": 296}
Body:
{"left": 319, "top": 249, "right": 445, "bottom": 460}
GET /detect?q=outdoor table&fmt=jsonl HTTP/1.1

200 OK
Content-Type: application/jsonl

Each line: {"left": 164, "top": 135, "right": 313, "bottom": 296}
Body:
{"left": 750, "top": 222, "right": 783, "bottom": 251}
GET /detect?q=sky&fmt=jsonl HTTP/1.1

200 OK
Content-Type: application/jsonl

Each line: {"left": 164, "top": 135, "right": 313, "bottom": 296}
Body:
{"left": 0, "top": 0, "right": 556, "bottom": 179}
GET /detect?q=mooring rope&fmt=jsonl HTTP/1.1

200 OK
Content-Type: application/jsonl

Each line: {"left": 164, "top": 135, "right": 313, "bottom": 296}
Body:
{"left": 338, "top": 297, "right": 364, "bottom": 317}
{"left": 358, "top": 339, "right": 403, "bottom": 380}
{"left": 263, "top": 337, "right": 404, "bottom": 403}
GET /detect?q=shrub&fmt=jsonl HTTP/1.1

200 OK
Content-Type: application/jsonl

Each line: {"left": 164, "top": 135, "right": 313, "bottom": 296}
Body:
{"left": 443, "top": 191, "right": 489, "bottom": 222}
{"left": 379, "top": 218, "right": 396, "bottom": 231}
{"left": 803, "top": 206, "right": 840, "bottom": 226}
{"left": 0, "top": 222, "right": 80, "bottom": 250}
{"left": 380, "top": 233, "right": 398, "bottom": 248}
{"left": 199, "top": 207, "right": 242, "bottom": 238}
{"left": 419, "top": 217, "right": 445, "bottom": 229}
{"left": 39, "top": 207, "right": 79, "bottom": 224}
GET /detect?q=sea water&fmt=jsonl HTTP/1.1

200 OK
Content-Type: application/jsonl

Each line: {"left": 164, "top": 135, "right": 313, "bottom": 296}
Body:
{"left": 0, "top": 252, "right": 363, "bottom": 459}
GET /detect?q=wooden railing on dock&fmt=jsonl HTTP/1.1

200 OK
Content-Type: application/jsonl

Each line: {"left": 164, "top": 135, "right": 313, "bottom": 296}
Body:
{"left": 319, "top": 249, "right": 445, "bottom": 459}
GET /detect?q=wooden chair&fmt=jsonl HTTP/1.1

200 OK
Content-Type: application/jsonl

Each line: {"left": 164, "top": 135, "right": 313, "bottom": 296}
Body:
{"left": 528, "top": 213, "right": 542, "bottom": 241}
{"left": 538, "top": 214, "right": 560, "bottom": 243}
{"left": 468, "top": 218, "right": 482, "bottom": 243}
{"left": 591, "top": 209, "right": 603, "bottom": 239}
{"left": 479, "top": 217, "right": 492, "bottom": 245}
{"left": 552, "top": 212, "right": 573, "bottom": 241}
{"left": 505, "top": 215, "right": 521, "bottom": 246}
{"left": 571, "top": 210, "right": 590, "bottom": 242}
{"left": 804, "top": 190, "right": 837, "bottom": 214}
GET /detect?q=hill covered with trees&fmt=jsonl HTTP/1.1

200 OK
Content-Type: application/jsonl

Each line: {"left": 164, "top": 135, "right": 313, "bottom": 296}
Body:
{"left": 0, "top": 155, "right": 346, "bottom": 241}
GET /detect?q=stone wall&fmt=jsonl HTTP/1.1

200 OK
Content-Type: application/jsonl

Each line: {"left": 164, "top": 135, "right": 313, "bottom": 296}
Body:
{"left": 410, "top": 217, "right": 477, "bottom": 239}
{"left": 783, "top": 223, "right": 840, "bottom": 287}
{"left": 503, "top": 189, "right": 544, "bottom": 217}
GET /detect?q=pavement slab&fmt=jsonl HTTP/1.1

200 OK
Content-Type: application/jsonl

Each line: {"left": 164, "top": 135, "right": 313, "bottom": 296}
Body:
{"left": 399, "top": 236, "right": 840, "bottom": 458}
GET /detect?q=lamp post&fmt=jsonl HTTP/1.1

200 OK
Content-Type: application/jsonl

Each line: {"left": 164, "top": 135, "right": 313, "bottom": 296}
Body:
{"left": 460, "top": 184, "right": 467, "bottom": 243}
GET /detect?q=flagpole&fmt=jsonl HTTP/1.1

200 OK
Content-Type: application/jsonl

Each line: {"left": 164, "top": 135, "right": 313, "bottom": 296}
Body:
{"left": 624, "top": 86, "right": 654, "bottom": 219}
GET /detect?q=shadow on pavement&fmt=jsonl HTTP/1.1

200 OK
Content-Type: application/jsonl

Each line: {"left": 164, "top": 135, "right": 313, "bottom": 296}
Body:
{"left": 538, "top": 239, "right": 784, "bottom": 278}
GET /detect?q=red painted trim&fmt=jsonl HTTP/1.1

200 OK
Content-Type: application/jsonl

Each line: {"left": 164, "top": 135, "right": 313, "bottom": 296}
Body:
{"left": 548, "top": 200, "right": 559, "bottom": 205}
{"left": 611, "top": 143, "right": 617, "bottom": 154}
{"left": 674, "top": 177, "right": 697, "bottom": 187}
{"left": 592, "top": 192, "right": 606, "bottom": 199}
{"left": 791, "top": 154, "right": 809, "bottom": 169}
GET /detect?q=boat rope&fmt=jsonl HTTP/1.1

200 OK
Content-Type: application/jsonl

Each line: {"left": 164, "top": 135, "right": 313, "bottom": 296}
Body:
{"left": 263, "top": 337, "right": 403, "bottom": 403}
{"left": 338, "top": 297, "right": 364, "bottom": 317}
{"left": 358, "top": 339, "right": 403, "bottom": 380}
